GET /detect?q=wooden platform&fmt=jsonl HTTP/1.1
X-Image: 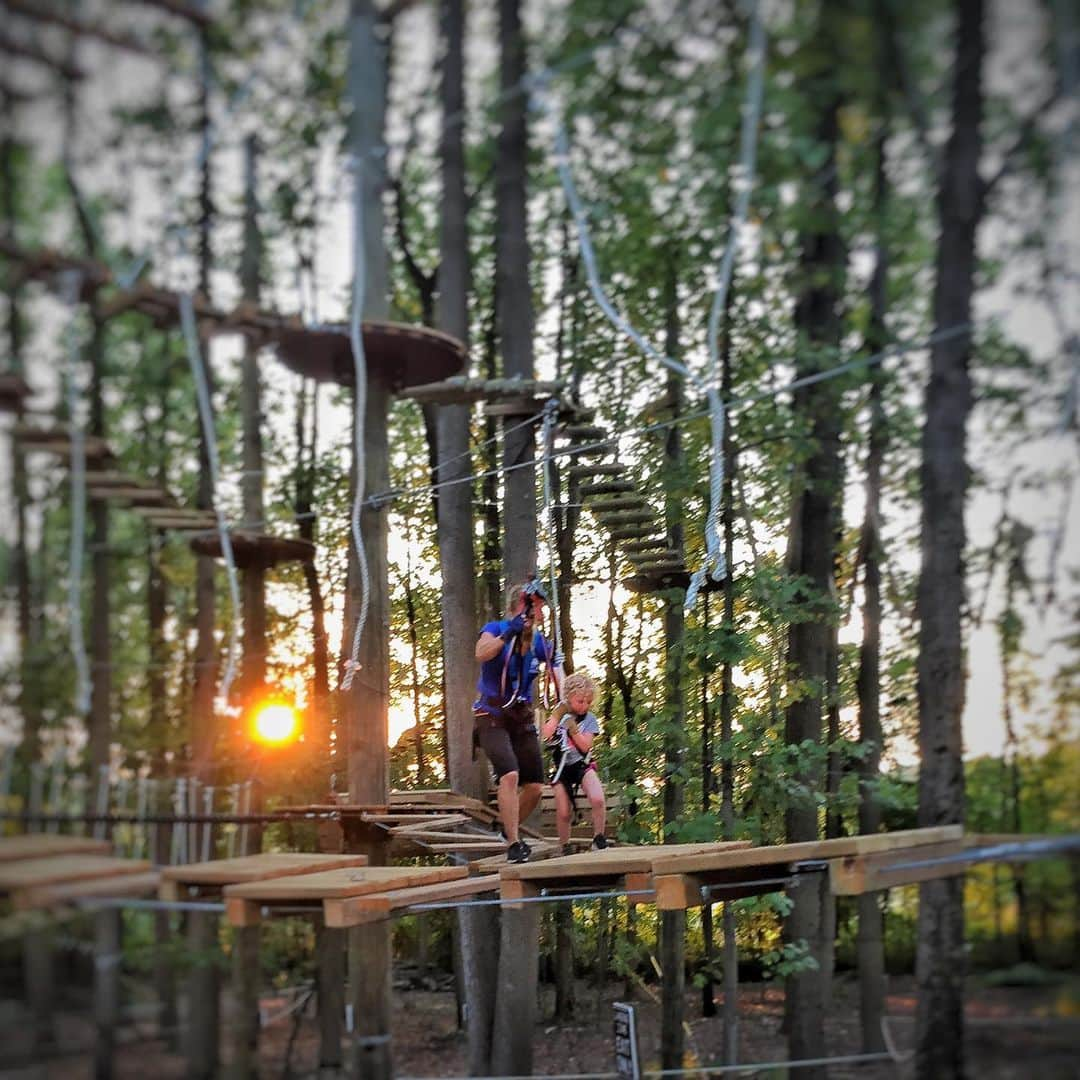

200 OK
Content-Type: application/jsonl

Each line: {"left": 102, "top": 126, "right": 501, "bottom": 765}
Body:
{"left": 0, "top": 834, "right": 110, "bottom": 863}
{"left": 223, "top": 864, "right": 468, "bottom": 926}
{"left": 648, "top": 826, "right": 966, "bottom": 908}
{"left": 160, "top": 852, "right": 369, "bottom": 900}
{"left": 0, "top": 854, "right": 154, "bottom": 911}
{"left": 495, "top": 842, "right": 752, "bottom": 904}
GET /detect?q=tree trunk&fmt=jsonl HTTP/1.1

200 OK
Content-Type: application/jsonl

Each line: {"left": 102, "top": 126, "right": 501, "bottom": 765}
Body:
{"left": 855, "top": 114, "right": 890, "bottom": 1055}
{"left": 659, "top": 254, "right": 687, "bottom": 1072}
{"left": 296, "top": 382, "right": 331, "bottom": 778}
{"left": 782, "top": 35, "right": 845, "bottom": 1073}
{"left": 436, "top": 0, "right": 480, "bottom": 798}
{"left": 343, "top": 0, "right": 391, "bottom": 808}
{"left": 915, "top": 2, "right": 984, "bottom": 1076}
{"left": 3, "top": 110, "right": 42, "bottom": 771}
{"left": 495, "top": 0, "right": 536, "bottom": 587}
{"left": 190, "top": 19, "right": 217, "bottom": 782}
{"left": 720, "top": 275, "right": 739, "bottom": 1066}
{"left": 240, "top": 134, "right": 266, "bottom": 704}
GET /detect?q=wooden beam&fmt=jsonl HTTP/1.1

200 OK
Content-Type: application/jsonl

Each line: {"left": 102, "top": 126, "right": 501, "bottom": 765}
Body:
{"left": 654, "top": 874, "right": 704, "bottom": 911}
{"left": 830, "top": 839, "right": 968, "bottom": 895}
{"left": 225, "top": 897, "right": 261, "bottom": 927}
{"left": 624, "top": 871, "right": 655, "bottom": 906}
{"left": 323, "top": 874, "right": 500, "bottom": 928}
{"left": 499, "top": 878, "right": 540, "bottom": 908}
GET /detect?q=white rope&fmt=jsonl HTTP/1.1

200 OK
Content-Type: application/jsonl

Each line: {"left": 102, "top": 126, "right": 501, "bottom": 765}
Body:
{"left": 537, "top": 83, "right": 696, "bottom": 387}
{"left": 686, "top": 1, "right": 766, "bottom": 608}
{"left": 341, "top": 153, "right": 371, "bottom": 693}
{"left": 541, "top": 399, "right": 564, "bottom": 680}
{"left": 60, "top": 269, "right": 93, "bottom": 716}
{"left": 179, "top": 292, "right": 242, "bottom": 707}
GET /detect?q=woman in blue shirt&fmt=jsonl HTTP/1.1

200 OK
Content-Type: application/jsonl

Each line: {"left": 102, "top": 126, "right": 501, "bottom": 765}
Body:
{"left": 474, "top": 580, "right": 555, "bottom": 863}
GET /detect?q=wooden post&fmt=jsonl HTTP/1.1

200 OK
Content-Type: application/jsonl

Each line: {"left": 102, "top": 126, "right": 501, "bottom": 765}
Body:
{"left": 24, "top": 926, "right": 53, "bottom": 1050}
{"left": 317, "top": 923, "right": 346, "bottom": 1075}
{"left": 93, "top": 907, "right": 122, "bottom": 1080}
{"left": 490, "top": 903, "right": 540, "bottom": 1077}
{"left": 229, "top": 924, "right": 260, "bottom": 1080}
{"left": 186, "top": 909, "right": 220, "bottom": 1080}
{"left": 659, "top": 910, "right": 686, "bottom": 1071}
{"left": 348, "top": 922, "right": 392, "bottom": 1080}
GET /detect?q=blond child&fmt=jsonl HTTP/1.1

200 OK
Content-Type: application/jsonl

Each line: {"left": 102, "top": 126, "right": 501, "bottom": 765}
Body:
{"left": 541, "top": 672, "right": 608, "bottom": 854}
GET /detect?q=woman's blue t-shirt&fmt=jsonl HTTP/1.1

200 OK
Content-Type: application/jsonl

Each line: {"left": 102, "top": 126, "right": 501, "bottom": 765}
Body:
{"left": 475, "top": 622, "right": 552, "bottom": 706}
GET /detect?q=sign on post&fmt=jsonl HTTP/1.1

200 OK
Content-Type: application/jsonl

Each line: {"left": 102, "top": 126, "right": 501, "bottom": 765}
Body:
{"left": 613, "top": 1001, "right": 641, "bottom": 1080}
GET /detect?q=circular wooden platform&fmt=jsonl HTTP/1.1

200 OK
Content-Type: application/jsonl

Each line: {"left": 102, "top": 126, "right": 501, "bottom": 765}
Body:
{"left": 272, "top": 321, "right": 467, "bottom": 390}
{"left": 189, "top": 530, "right": 316, "bottom": 569}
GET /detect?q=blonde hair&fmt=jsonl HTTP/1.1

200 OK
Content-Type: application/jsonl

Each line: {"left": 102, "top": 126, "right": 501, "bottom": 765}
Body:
{"left": 562, "top": 672, "right": 597, "bottom": 705}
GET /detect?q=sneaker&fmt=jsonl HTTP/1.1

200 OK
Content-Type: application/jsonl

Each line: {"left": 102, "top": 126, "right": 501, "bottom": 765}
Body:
{"left": 592, "top": 834, "right": 608, "bottom": 850}
{"left": 507, "top": 840, "right": 530, "bottom": 864}
{"left": 562, "top": 843, "right": 575, "bottom": 856}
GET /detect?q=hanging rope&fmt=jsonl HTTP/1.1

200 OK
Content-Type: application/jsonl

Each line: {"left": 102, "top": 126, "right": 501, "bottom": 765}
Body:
{"left": 541, "top": 399, "right": 564, "bottom": 695}
{"left": 341, "top": 152, "right": 371, "bottom": 693}
{"left": 179, "top": 291, "right": 242, "bottom": 707}
{"left": 60, "top": 269, "right": 92, "bottom": 716}
{"left": 686, "top": 0, "right": 766, "bottom": 608}
{"left": 535, "top": 6, "right": 767, "bottom": 609}
{"left": 536, "top": 82, "right": 695, "bottom": 387}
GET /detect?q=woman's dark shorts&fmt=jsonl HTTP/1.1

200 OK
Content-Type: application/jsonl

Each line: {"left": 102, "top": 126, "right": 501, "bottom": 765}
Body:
{"left": 474, "top": 701, "right": 544, "bottom": 783}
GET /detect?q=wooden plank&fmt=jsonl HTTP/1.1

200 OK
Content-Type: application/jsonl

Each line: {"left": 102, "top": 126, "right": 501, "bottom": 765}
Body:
{"left": 499, "top": 841, "right": 752, "bottom": 883}
{"left": 649, "top": 827, "right": 963, "bottom": 876}
{"left": 424, "top": 842, "right": 511, "bottom": 853}
{"left": 0, "top": 834, "right": 110, "bottom": 862}
{"left": 391, "top": 814, "right": 472, "bottom": 834}
{"left": 387, "top": 829, "right": 488, "bottom": 844}
{"left": 16, "top": 870, "right": 160, "bottom": 911}
{"left": 0, "top": 855, "right": 150, "bottom": 892}
{"left": 324, "top": 874, "right": 500, "bottom": 928}
{"left": 224, "top": 864, "right": 467, "bottom": 902}
{"left": 160, "top": 852, "right": 368, "bottom": 891}
{"left": 830, "top": 839, "right": 968, "bottom": 895}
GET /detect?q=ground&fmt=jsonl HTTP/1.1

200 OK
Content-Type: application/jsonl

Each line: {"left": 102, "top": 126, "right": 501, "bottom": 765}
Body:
{"left": 1, "top": 972, "right": 1077, "bottom": 1077}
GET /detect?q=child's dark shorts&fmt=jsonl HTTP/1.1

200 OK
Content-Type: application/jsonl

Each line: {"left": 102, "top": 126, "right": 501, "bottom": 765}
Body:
{"left": 473, "top": 700, "right": 544, "bottom": 783}
{"left": 553, "top": 758, "right": 598, "bottom": 794}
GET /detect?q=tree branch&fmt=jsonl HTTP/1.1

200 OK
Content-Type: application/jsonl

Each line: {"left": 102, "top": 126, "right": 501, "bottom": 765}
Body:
{"left": 981, "top": 82, "right": 1062, "bottom": 200}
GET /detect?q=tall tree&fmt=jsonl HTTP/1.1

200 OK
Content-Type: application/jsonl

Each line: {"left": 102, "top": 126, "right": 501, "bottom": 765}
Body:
{"left": 659, "top": 253, "right": 688, "bottom": 1072}
{"left": 782, "top": 7, "right": 846, "bottom": 1071}
{"left": 854, "top": 85, "right": 891, "bottom": 1055}
{"left": 915, "top": 0, "right": 984, "bottom": 1074}
{"left": 495, "top": 0, "right": 537, "bottom": 587}
{"left": 239, "top": 135, "right": 266, "bottom": 704}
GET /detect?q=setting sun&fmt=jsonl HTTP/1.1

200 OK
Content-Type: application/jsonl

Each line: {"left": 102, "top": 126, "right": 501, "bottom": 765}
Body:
{"left": 252, "top": 703, "right": 299, "bottom": 746}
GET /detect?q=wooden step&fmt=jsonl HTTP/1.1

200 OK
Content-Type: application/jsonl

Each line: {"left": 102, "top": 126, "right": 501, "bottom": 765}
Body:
{"left": 580, "top": 480, "right": 637, "bottom": 498}
{"left": 561, "top": 425, "right": 607, "bottom": 442}
{"left": 610, "top": 526, "right": 656, "bottom": 542}
{"left": 589, "top": 496, "right": 650, "bottom": 514}
{"left": 568, "top": 463, "right": 627, "bottom": 482}
{"left": 594, "top": 510, "right": 655, "bottom": 527}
